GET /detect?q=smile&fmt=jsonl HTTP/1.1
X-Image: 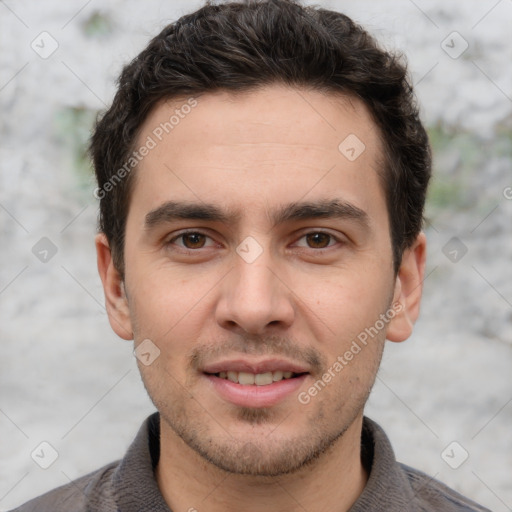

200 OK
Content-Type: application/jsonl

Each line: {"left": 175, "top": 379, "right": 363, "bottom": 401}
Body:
{"left": 210, "top": 370, "right": 302, "bottom": 386}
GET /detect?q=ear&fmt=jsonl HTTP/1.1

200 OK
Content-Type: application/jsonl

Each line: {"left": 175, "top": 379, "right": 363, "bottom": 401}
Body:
{"left": 95, "top": 233, "right": 133, "bottom": 340}
{"left": 386, "top": 232, "right": 427, "bottom": 343}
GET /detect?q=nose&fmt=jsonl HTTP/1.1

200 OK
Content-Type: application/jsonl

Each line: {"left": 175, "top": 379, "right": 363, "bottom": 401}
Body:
{"left": 215, "top": 251, "right": 295, "bottom": 336}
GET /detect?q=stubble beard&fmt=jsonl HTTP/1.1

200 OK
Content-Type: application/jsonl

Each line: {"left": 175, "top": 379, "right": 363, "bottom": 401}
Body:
{"left": 136, "top": 303, "right": 389, "bottom": 477}
{"left": 144, "top": 366, "right": 379, "bottom": 477}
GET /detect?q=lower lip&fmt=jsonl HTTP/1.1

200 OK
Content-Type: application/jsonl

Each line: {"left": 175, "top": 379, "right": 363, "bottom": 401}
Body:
{"left": 204, "top": 373, "right": 308, "bottom": 408}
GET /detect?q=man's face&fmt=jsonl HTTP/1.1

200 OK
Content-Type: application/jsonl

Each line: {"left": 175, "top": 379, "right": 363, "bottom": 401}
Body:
{"left": 103, "top": 85, "right": 414, "bottom": 476}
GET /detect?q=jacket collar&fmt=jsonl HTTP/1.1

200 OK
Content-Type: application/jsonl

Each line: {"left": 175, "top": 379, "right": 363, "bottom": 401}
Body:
{"left": 108, "top": 413, "right": 418, "bottom": 512}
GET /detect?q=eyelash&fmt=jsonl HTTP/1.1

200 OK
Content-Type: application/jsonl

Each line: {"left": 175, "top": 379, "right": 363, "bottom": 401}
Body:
{"left": 166, "top": 230, "right": 343, "bottom": 252}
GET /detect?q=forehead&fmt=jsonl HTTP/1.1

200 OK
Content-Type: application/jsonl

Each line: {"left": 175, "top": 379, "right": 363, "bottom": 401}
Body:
{"left": 129, "top": 84, "right": 386, "bottom": 226}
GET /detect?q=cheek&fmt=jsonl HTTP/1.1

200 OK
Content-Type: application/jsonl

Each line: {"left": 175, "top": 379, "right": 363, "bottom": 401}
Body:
{"left": 297, "top": 282, "right": 392, "bottom": 394}
{"left": 127, "top": 266, "right": 220, "bottom": 377}
{"left": 126, "top": 255, "right": 209, "bottom": 328}
{"left": 298, "top": 266, "right": 393, "bottom": 337}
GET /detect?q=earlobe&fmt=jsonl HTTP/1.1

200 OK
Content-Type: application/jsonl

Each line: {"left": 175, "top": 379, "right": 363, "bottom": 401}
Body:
{"left": 95, "top": 233, "right": 133, "bottom": 340}
{"left": 386, "top": 232, "right": 427, "bottom": 343}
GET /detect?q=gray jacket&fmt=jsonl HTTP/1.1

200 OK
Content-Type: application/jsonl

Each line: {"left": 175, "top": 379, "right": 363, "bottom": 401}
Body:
{"left": 10, "top": 413, "right": 491, "bottom": 511}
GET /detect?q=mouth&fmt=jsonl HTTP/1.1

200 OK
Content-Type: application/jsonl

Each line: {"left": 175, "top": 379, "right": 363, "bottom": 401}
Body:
{"left": 201, "top": 359, "right": 310, "bottom": 408}
{"left": 206, "top": 370, "right": 305, "bottom": 386}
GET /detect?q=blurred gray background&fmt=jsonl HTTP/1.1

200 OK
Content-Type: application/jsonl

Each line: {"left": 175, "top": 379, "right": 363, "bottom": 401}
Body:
{"left": 1, "top": 1, "right": 511, "bottom": 510}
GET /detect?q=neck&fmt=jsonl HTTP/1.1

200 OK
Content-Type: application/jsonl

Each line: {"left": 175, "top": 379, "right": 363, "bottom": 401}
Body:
{"left": 155, "top": 415, "right": 368, "bottom": 512}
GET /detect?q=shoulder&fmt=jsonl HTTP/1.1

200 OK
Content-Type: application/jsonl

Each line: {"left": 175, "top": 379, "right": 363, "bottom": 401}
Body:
{"left": 8, "top": 460, "right": 119, "bottom": 512}
{"left": 400, "top": 463, "right": 491, "bottom": 512}
{"left": 359, "top": 417, "right": 491, "bottom": 512}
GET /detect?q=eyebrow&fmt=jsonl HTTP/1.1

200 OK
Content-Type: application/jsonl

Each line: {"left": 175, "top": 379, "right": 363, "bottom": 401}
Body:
{"left": 144, "top": 199, "right": 370, "bottom": 231}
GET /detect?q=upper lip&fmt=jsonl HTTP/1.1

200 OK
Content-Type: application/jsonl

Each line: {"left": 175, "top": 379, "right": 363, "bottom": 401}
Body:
{"left": 202, "top": 358, "right": 310, "bottom": 375}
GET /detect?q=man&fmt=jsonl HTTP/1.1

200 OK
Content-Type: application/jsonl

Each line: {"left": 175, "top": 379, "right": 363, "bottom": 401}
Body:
{"left": 12, "top": 1, "right": 490, "bottom": 511}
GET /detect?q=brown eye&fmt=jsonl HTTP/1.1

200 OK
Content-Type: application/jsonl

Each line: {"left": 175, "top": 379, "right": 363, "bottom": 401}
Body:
{"left": 181, "top": 233, "right": 207, "bottom": 249}
{"left": 305, "top": 232, "right": 332, "bottom": 248}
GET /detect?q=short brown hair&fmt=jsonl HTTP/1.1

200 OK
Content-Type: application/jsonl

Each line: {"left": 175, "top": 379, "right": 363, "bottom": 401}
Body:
{"left": 90, "top": 0, "right": 431, "bottom": 277}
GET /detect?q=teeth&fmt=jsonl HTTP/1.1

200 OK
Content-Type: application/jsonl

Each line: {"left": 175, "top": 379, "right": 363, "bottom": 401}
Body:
{"left": 238, "top": 372, "right": 255, "bottom": 385}
{"left": 216, "top": 370, "right": 297, "bottom": 385}
{"left": 272, "top": 370, "right": 283, "bottom": 381}
{"left": 255, "top": 372, "right": 273, "bottom": 385}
